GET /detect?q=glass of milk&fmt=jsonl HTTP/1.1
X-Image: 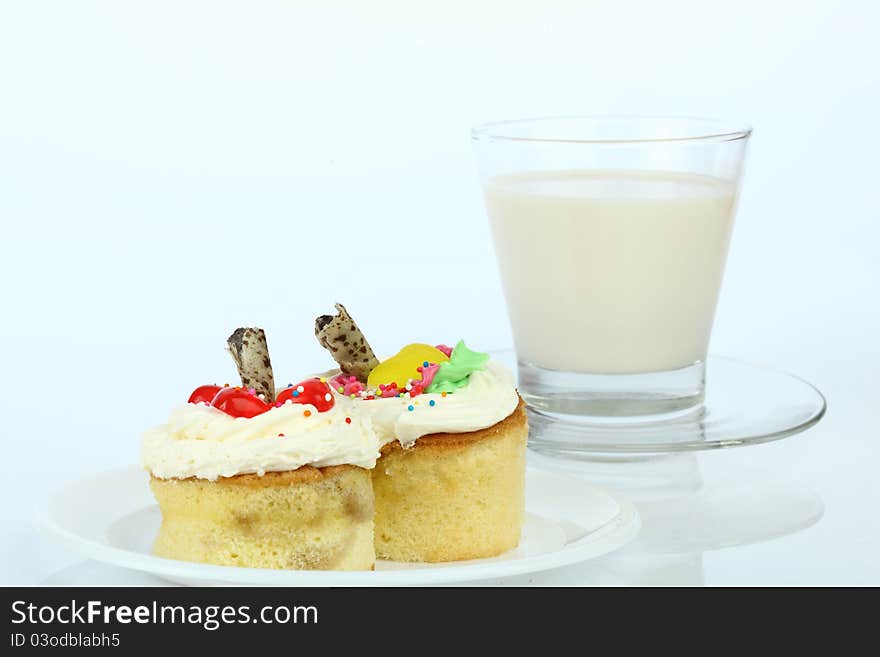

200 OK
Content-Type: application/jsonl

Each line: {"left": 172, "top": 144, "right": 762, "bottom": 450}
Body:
{"left": 473, "top": 116, "right": 750, "bottom": 419}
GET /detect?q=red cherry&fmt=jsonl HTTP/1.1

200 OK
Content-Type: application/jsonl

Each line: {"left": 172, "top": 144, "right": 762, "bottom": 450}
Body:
{"left": 210, "top": 387, "right": 271, "bottom": 418}
{"left": 275, "top": 378, "right": 335, "bottom": 412}
{"left": 188, "top": 384, "right": 223, "bottom": 404}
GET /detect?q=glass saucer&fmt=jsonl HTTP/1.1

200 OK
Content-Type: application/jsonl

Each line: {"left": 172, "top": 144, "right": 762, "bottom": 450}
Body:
{"left": 490, "top": 350, "right": 826, "bottom": 457}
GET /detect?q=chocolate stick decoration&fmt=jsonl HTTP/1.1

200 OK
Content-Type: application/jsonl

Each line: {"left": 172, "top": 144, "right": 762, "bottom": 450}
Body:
{"left": 227, "top": 327, "right": 276, "bottom": 403}
{"left": 315, "top": 303, "right": 379, "bottom": 382}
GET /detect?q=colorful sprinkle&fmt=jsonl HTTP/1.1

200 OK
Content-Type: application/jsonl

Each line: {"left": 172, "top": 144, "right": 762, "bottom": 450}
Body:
{"left": 303, "top": 409, "right": 312, "bottom": 417}
{"left": 441, "top": 391, "right": 448, "bottom": 397}
{"left": 278, "top": 432, "right": 285, "bottom": 437}
{"left": 293, "top": 390, "right": 300, "bottom": 397}
{"left": 324, "top": 393, "right": 332, "bottom": 402}
{"left": 297, "top": 385, "right": 305, "bottom": 393}
{"left": 345, "top": 417, "right": 352, "bottom": 424}
{"left": 378, "top": 383, "right": 400, "bottom": 398}
{"left": 429, "top": 400, "right": 436, "bottom": 406}
{"left": 319, "top": 377, "right": 326, "bottom": 383}
{"left": 407, "top": 405, "right": 414, "bottom": 411}
{"left": 329, "top": 373, "right": 366, "bottom": 397}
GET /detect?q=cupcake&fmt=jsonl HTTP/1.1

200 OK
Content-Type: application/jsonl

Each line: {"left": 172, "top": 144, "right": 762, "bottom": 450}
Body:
{"left": 315, "top": 304, "right": 526, "bottom": 562}
{"left": 142, "top": 327, "right": 379, "bottom": 571}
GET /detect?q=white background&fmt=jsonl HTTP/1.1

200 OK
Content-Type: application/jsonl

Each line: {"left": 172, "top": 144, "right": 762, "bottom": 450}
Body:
{"left": 1, "top": 1, "right": 878, "bottom": 584}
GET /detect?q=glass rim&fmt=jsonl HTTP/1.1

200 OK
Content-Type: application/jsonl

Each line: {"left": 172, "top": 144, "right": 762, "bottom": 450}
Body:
{"left": 471, "top": 114, "right": 752, "bottom": 145}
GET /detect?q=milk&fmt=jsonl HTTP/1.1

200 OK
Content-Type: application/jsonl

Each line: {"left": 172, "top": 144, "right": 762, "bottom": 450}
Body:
{"left": 485, "top": 169, "right": 738, "bottom": 374}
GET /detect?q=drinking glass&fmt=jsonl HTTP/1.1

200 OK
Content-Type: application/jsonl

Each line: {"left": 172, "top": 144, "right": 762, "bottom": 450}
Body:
{"left": 472, "top": 116, "right": 750, "bottom": 419}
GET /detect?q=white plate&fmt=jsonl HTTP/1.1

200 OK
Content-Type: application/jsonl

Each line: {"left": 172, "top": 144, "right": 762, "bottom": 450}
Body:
{"left": 35, "top": 465, "right": 639, "bottom": 586}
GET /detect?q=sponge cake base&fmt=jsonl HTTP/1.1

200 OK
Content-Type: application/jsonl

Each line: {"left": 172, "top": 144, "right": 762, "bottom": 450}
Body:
{"left": 150, "top": 464, "right": 375, "bottom": 570}
{"left": 372, "top": 400, "right": 527, "bottom": 562}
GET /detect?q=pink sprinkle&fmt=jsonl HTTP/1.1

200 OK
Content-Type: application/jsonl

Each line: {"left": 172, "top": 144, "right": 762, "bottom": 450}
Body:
{"left": 247, "top": 387, "right": 256, "bottom": 395}
{"left": 329, "top": 372, "right": 365, "bottom": 397}
{"left": 435, "top": 344, "right": 453, "bottom": 357}
{"left": 420, "top": 363, "right": 441, "bottom": 389}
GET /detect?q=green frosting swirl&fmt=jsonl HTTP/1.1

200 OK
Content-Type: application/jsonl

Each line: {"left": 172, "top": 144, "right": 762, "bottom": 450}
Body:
{"left": 425, "top": 340, "right": 489, "bottom": 394}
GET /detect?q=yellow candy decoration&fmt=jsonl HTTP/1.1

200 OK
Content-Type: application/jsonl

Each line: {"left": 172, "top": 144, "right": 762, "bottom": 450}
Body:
{"left": 367, "top": 344, "right": 450, "bottom": 388}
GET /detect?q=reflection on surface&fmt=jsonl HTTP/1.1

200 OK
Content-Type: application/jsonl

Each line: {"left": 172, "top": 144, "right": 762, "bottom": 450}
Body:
{"left": 43, "top": 451, "right": 824, "bottom": 586}
{"left": 525, "top": 451, "right": 824, "bottom": 585}
{"left": 43, "top": 561, "right": 169, "bottom": 586}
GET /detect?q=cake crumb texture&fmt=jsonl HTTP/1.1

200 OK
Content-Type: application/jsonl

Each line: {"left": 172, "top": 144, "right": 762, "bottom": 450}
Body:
{"left": 372, "top": 401, "right": 527, "bottom": 562}
{"left": 150, "top": 464, "right": 375, "bottom": 570}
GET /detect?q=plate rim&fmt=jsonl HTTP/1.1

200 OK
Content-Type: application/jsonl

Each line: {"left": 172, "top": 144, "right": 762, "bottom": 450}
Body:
{"left": 34, "top": 465, "right": 640, "bottom": 586}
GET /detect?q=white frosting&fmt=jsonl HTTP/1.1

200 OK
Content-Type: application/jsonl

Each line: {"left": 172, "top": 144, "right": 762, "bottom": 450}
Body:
{"left": 141, "top": 359, "right": 519, "bottom": 480}
{"left": 141, "top": 397, "right": 379, "bottom": 481}
{"left": 360, "top": 361, "right": 519, "bottom": 447}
